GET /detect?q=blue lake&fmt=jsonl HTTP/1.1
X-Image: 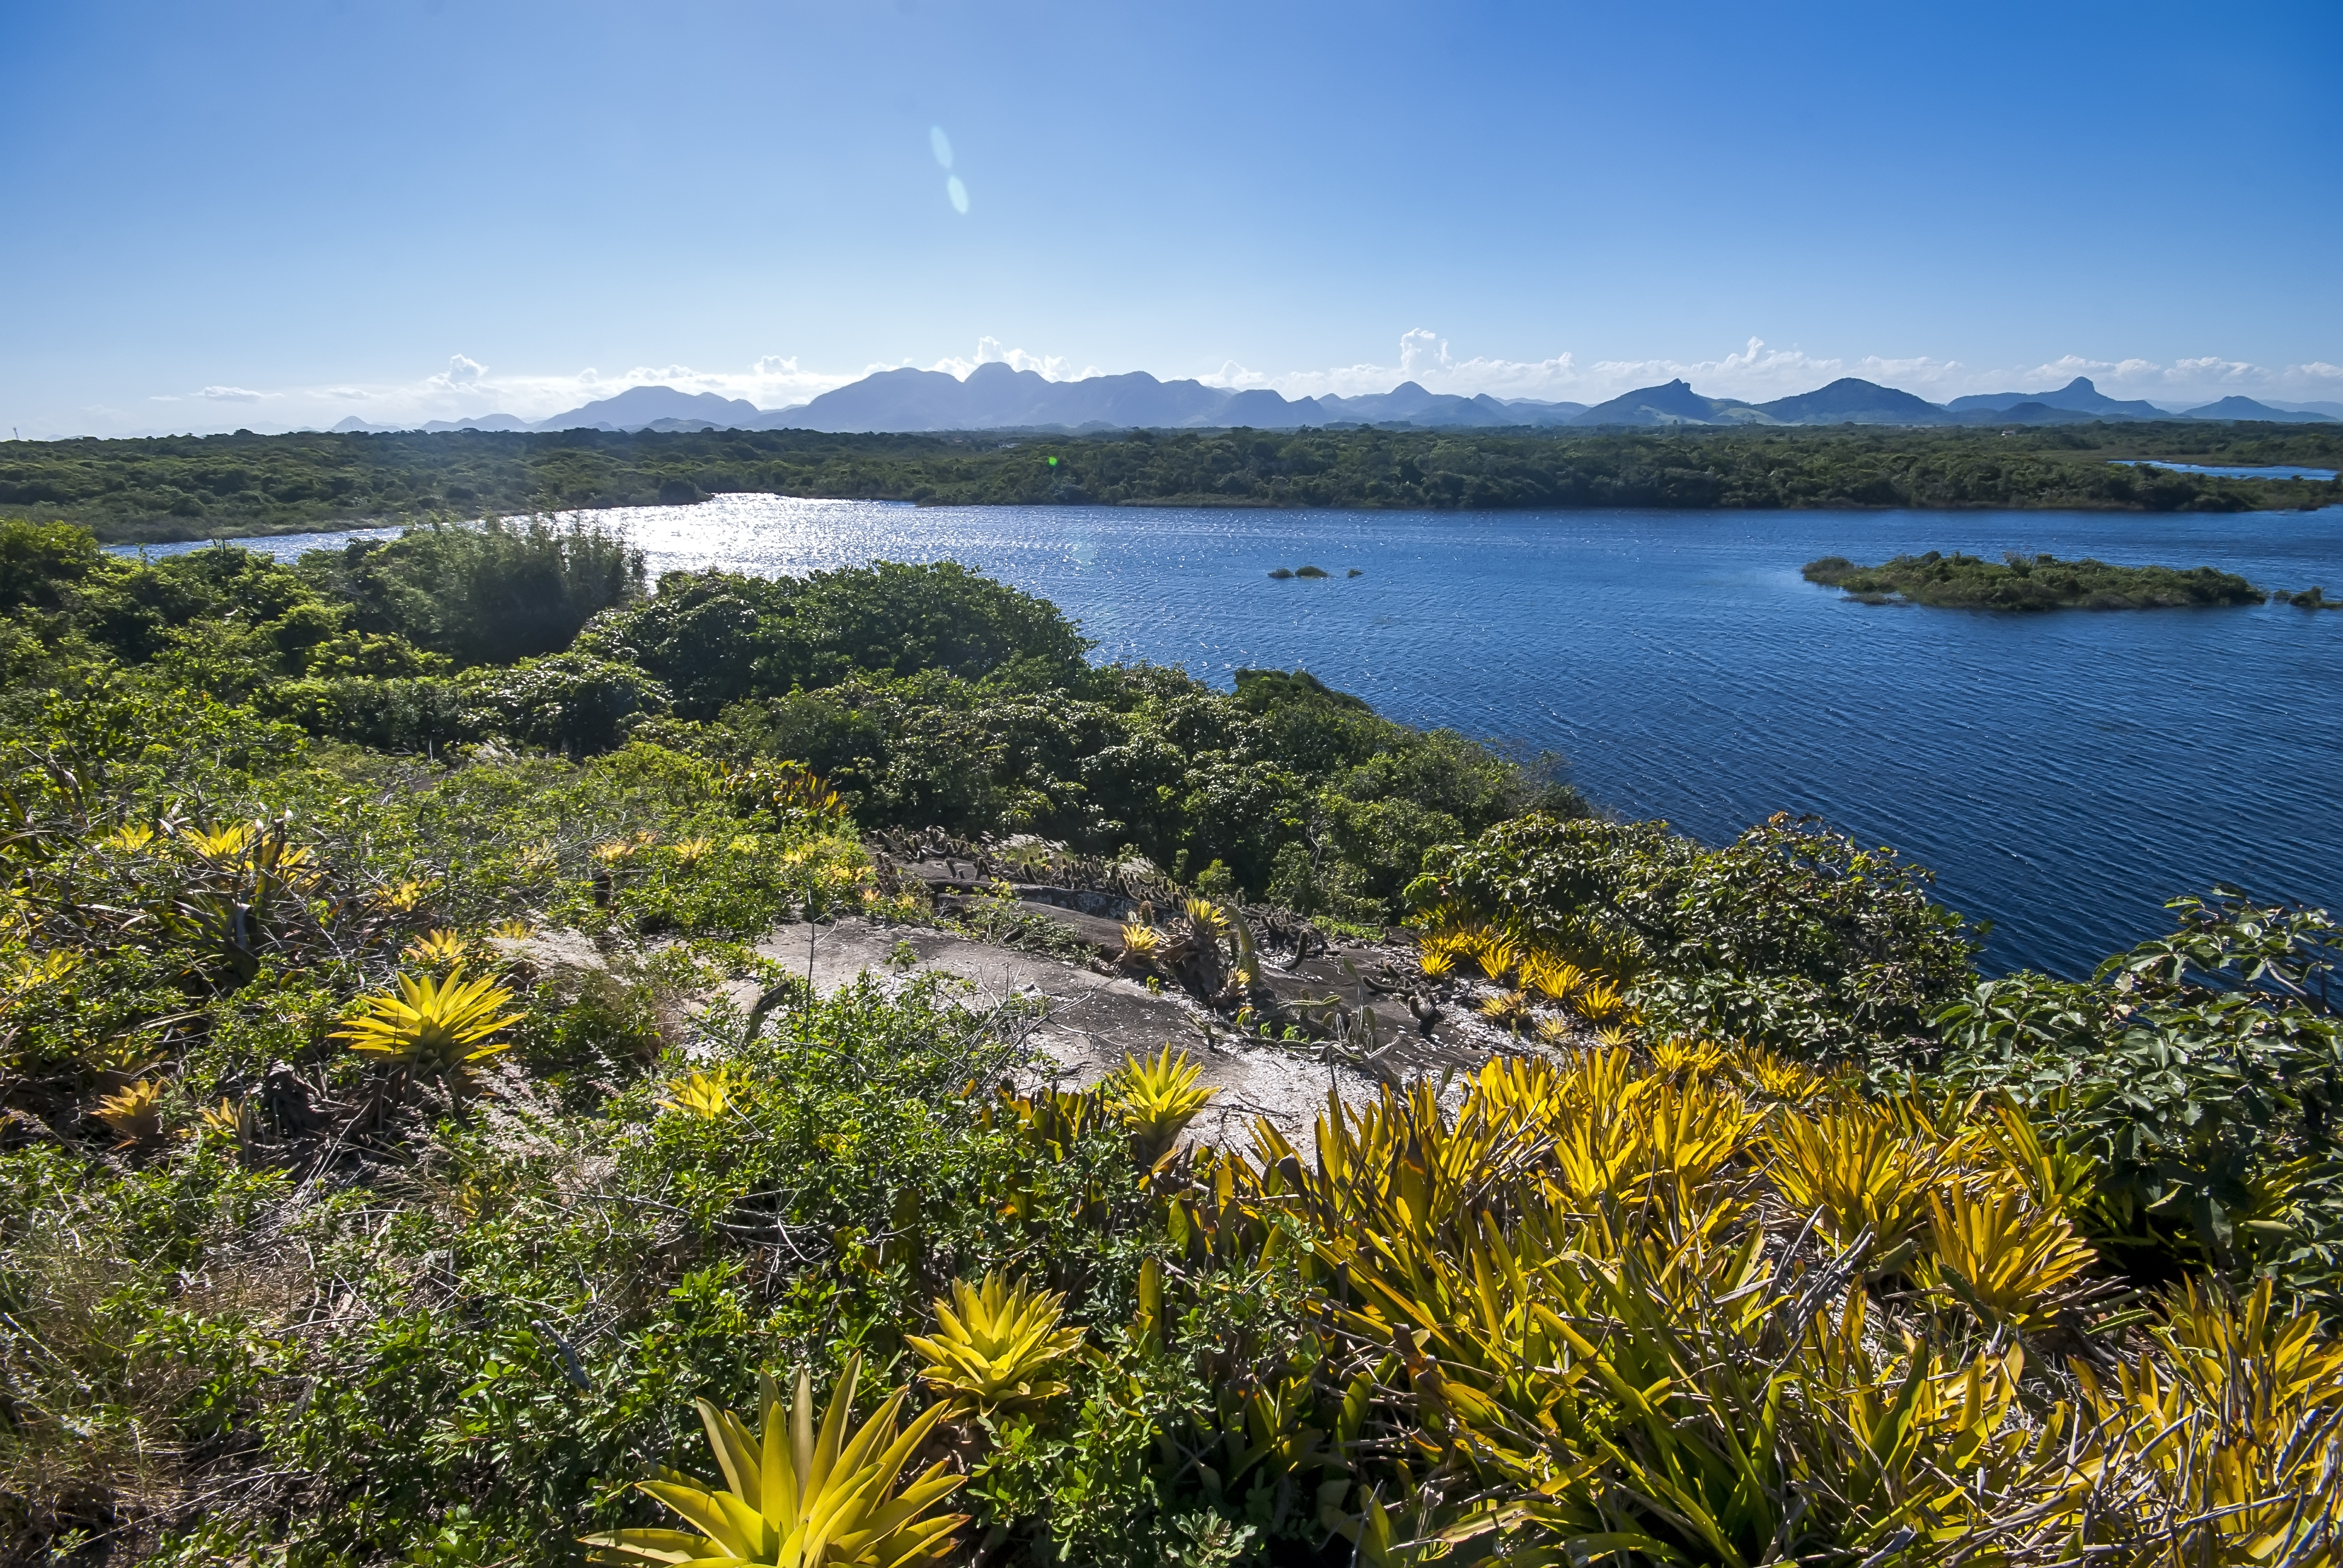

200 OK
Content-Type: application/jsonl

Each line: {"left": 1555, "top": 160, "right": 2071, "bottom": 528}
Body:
{"left": 128, "top": 497, "right": 2343, "bottom": 980}
{"left": 2114, "top": 460, "right": 2338, "bottom": 481}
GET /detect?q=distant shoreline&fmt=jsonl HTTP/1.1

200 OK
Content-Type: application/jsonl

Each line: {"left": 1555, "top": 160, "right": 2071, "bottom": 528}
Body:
{"left": 5, "top": 422, "right": 2338, "bottom": 544}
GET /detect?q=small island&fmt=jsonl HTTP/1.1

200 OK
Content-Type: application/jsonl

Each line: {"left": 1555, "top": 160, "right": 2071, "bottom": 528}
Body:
{"left": 1803, "top": 550, "right": 2264, "bottom": 610}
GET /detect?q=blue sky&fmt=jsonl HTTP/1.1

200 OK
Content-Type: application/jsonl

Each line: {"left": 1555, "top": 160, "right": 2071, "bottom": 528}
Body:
{"left": 2, "top": 0, "right": 2337, "bottom": 436}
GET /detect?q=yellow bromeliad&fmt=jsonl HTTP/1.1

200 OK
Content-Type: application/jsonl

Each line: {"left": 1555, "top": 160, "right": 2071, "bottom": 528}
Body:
{"left": 1477, "top": 989, "right": 1535, "bottom": 1030}
{"left": 94, "top": 1077, "right": 168, "bottom": 1145}
{"left": 1573, "top": 976, "right": 1630, "bottom": 1024}
{"left": 582, "top": 1359, "right": 965, "bottom": 1568}
{"left": 403, "top": 928, "right": 470, "bottom": 965}
{"left": 903, "top": 1272, "right": 1087, "bottom": 1413}
{"left": 1108, "top": 1046, "right": 1216, "bottom": 1162}
{"left": 181, "top": 821, "right": 255, "bottom": 859}
{"left": 1765, "top": 1105, "right": 1945, "bottom": 1267}
{"left": 661, "top": 1068, "right": 738, "bottom": 1120}
{"left": 1647, "top": 1036, "right": 1725, "bottom": 1081}
{"left": 334, "top": 965, "right": 522, "bottom": 1072}
{"left": 1917, "top": 1187, "right": 2100, "bottom": 1330}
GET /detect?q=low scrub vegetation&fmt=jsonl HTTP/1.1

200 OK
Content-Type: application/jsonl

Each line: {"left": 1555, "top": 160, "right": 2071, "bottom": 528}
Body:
{"left": 4, "top": 420, "right": 2339, "bottom": 544}
{"left": 1803, "top": 550, "right": 2266, "bottom": 609}
{"left": 1, "top": 514, "right": 2338, "bottom": 1566}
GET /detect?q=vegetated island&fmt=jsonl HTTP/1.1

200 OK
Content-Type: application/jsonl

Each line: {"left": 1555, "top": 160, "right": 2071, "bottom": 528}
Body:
{"left": 1803, "top": 550, "right": 2266, "bottom": 609}
{"left": 4, "top": 510, "right": 2343, "bottom": 1563}
{"left": 5, "top": 417, "right": 2342, "bottom": 544}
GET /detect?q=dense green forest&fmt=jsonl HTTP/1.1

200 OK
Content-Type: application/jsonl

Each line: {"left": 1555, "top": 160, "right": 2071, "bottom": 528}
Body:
{"left": 3, "top": 420, "right": 2338, "bottom": 543}
{"left": 2, "top": 515, "right": 2341, "bottom": 1566}
{"left": 1803, "top": 551, "right": 2267, "bottom": 609}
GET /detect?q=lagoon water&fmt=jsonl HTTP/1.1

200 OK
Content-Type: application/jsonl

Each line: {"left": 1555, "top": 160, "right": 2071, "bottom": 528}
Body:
{"left": 136, "top": 497, "right": 2343, "bottom": 979}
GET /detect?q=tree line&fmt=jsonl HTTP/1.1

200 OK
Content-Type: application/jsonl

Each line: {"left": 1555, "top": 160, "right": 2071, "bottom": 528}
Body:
{"left": 2, "top": 419, "right": 2337, "bottom": 542}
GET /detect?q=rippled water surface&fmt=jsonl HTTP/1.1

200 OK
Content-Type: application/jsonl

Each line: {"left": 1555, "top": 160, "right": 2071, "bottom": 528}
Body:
{"left": 143, "top": 497, "right": 2343, "bottom": 978}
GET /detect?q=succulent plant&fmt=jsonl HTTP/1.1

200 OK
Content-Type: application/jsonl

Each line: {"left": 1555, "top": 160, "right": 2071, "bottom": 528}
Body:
{"left": 94, "top": 1077, "right": 168, "bottom": 1145}
{"left": 1108, "top": 1045, "right": 1216, "bottom": 1163}
{"left": 1918, "top": 1187, "right": 2100, "bottom": 1329}
{"left": 403, "top": 928, "right": 470, "bottom": 965}
{"left": 334, "top": 965, "right": 522, "bottom": 1073}
{"left": 661, "top": 1068, "right": 737, "bottom": 1120}
{"left": 582, "top": 1358, "right": 965, "bottom": 1568}
{"left": 903, "top": 1272, "right": 1087, "bottom": 1413}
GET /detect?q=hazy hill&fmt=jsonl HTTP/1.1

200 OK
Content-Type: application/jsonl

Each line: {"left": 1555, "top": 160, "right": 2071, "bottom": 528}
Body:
{"left": 536, "top": 385, "right": 765, "bottom": 432}
{"left": 1945, "top": 377, "right": 2168, "bottom": 420}
{"left": 2181, "top": 396, "right": 2337, "bottom": 423}
{"left": 769, "top": 364, "right": 1585, "bottom": 433}
{"left": 1750, "top": 377, "right": 1953, "bottom": 425}
{"left": 315, "top": 368, "right": 2328, "bottom": 440}
{"left": 1571, "top": 379, "right": 1760, "bottom": 426}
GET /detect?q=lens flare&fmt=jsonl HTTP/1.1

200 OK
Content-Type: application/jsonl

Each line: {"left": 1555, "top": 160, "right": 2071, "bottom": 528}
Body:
{"left": 929, "top": 125, "right": 954, "bottom": 169}
{"left": 947, "top": 175, "right": 969, "bottom": 214}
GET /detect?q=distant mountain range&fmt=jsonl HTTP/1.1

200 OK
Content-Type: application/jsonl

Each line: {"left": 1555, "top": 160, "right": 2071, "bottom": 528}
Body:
{"left": 324, "top": 368, "right": 2336, "bottom": 436}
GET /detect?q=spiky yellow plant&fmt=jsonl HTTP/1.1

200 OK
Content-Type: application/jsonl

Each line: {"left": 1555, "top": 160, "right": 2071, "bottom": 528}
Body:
{"left": 2, "top": 949, "right": 82, "bottom": 1000}
{"left": 95, "top": 1078, "right": 167, "bottom": 1145}
{"left": 1728, "top": 1045, "right": 1829, "bottom": 1105}
{"left": 670, "top": 836, "right": 714, "bottom": 864}
{"left": 1108, "top": 1045, "right": 1216, "bottom": 1162}
{"left": 490, "top": 916, "right": 536, "bottom": 941}
{"left": 1976, "top": 1095, "right": 2099, "bottom": 1220}
{"left": 1183, "top": 896, "right": 1228, "bottom": 936}
{"left": 334, "top": 965, "right": 522, "bottom": 1073}
{"left": 1523, "top": 954, "right": 1584, "bottom": 1004}
{"left": 661, "top": 1068, "right": 737, "bottom": 1120}
{"left": 593, "top": 840, "right": 637, "bottom": 864}
{"left": 1119, "top": 922, "right": 1160, "bottom": 959}
{"left": 378, "top": 879, "right": 427, "bottom": 912}
{"left": 1418, "top": 947, "right": 1455, "bottom": 979}
{"left": 182, "top": 822, "right": 255, "bottom": 859}
{"left": 581, "top": 1359, "right": 965, "bottom": 1568}
{"left": 1594, "top": 1022, "right": 1637, "bottom": 1048}
{"left": 2075, "top": 1278, "right": 2343, "bottom": 1567}
{"left": 1470, "top": 931, "right": 1523, "bottom": 984}
{"left": 102, "top": 823, "right": 156, "bottom": 852}
{"left": 1648, "top": 1037, "right": 1725, "bottom": 1081}
{"left": 1916, "top": 1187, "right": 2100, "bottom": 1329}
{"left": 195, "top": 1096, "right": 254, "bottom": 1142}
{"left": 1765, "top": 1106, "right": 1946, "bottom": 1265}
{"left": 903, "top": 1272, "right": 1087, "bottom": 1413}
{"left": 1478, "top": 989, "right": 1534, "bottom": 1030}
{"left": 1533, "top": 1016, "right": 1576, "bottom": 1047}
{"left": 404, "top": 928, "right": 470, "bottom": 965}
{"left": 1574, "top": 977, "right": 1630, "bottom": 1024}
{"left": 1417, "top": 927, "right": 1475, "bottom": 963}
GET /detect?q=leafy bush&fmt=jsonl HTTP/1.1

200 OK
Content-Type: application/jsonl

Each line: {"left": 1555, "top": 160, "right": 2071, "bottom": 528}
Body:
{"left": 1934, "top": 887, "right": 2342, "bottom": 1302}
{"left": 299, "top": 515, "right": 644, "bottom": 666}
{"left": 1411, "top": 810, "right": 1978, "bottom": 1052}
{"left": 575, "top": 560, "right": 1090, "bottom": 717}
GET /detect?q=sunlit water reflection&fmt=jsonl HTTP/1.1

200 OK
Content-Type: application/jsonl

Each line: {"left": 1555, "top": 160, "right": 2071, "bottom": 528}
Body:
{"left": 129, "top": 495, "right": 2343, "bottom": 978}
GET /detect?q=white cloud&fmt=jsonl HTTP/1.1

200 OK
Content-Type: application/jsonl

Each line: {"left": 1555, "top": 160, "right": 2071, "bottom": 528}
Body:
{"left": 925, "top": 337, "right": 1098, "bottom": 382}
{"left": 199, "top": 385, "right": 264, "bottom": 402}
{"left": 425, "top": 354, "right": 487, "bottom": 391}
